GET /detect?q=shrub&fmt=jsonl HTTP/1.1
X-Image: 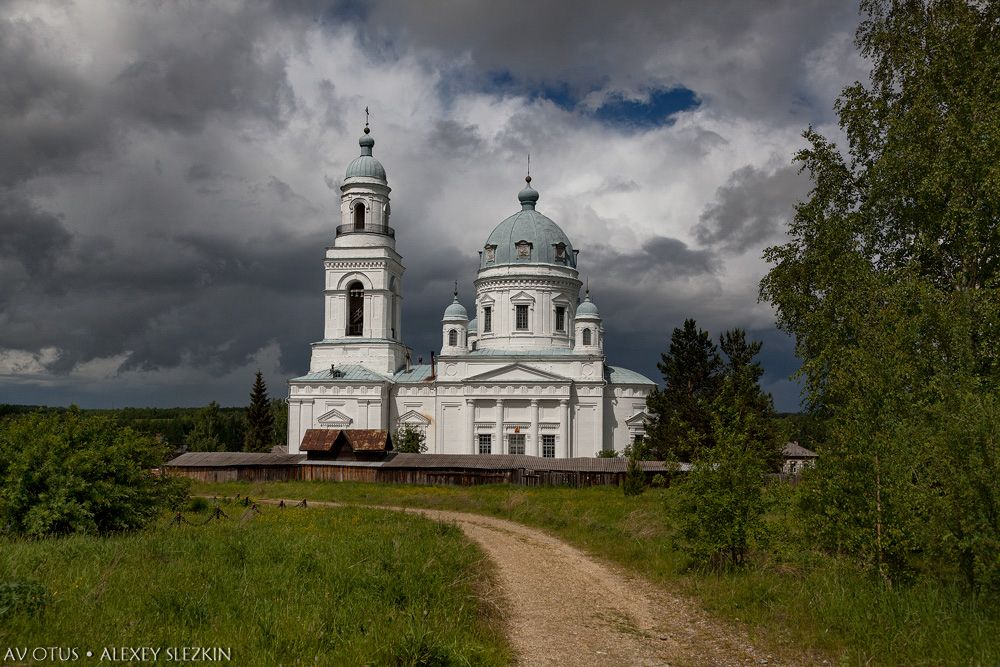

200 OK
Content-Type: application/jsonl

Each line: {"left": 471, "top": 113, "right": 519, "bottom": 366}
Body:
{"left": 0, "top": 409, "right": 189, "bottom": 537}
{"left": 651, "top": 473, "right": 666, "bottom": 488}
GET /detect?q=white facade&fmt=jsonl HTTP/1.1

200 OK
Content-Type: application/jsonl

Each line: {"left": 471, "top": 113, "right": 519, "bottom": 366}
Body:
{"left": 287, "top": 126, "right": 655, "bottom": 457}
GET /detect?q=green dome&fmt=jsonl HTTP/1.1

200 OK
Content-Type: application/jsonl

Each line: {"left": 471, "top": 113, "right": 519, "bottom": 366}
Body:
{"left": 443, "top": 295, "right": 469, "bottom": 321}
{"left": 576, "top": 292, "right": 600, "bottom": 318}
{"left": 467, "top": 317, "right": 478, "bottom": 333}
{"left": 480, "top": 179, "right": 576, "bottom": 269}
{"left": 345, "top": 127, "right": 386, "bottom": 180}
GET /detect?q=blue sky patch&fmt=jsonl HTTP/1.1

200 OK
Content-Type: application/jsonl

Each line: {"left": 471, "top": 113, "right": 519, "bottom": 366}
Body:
{"left": 591, "top": 88, "right": 700, "bottom": 127}
{"left": 479, "top": 71, "right": 699, "bottom": 129}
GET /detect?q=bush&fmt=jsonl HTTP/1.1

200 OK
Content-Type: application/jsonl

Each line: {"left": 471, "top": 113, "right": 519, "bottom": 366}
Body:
{"left": 0, "top": 409, "right": 189, "bottom": 537}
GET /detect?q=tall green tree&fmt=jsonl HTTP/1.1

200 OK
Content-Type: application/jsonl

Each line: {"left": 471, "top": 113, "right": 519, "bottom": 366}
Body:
{"left": 760, "top": 0, "right": 1000, "bottom": 588}
{"left": 244, "top": 371, "right": 275, "bottom": 453}
{"left": 645, "top": 319, "right": 722, "bottom": 461}
{"left": 674, "top": 330, "right": 778, "bottom": 567}
{"left": 184, "top": 401, "right": 224, "bottom": 452}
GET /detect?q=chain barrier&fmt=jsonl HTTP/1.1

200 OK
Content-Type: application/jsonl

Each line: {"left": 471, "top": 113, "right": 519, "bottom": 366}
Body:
{"left": 170, "top": 497, "right": 310, "bottom": 527}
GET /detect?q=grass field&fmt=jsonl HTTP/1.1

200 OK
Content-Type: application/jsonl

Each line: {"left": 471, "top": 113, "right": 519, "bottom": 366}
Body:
{"left": 1, "top": 500, "right": 511, "bottom": 666}
{"left": 193, "top": 480, "right": 1000, "bottom": 666}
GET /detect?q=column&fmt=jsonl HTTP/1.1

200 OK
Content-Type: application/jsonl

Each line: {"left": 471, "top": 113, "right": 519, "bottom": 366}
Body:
{"left": 357, "top": 399, "right": 368, "bottom": 428}
{"left": 466, "top": 399, "right": 476, "bottom": 454}
{"left": 530, "top": 399, "right": 540, "bottom": 456}
{"left": 558, "top": 398, "right": 569, "bottom": 458}
{"left": 494, "top": 398, "right": 505, "bottom": 455}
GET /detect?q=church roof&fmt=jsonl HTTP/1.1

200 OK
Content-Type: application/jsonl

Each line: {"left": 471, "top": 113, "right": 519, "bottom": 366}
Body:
{"left": 345, "top": 127, "right": 386, "bottom": 180}
{"left": 605, "top": 365, "right": 656, "bottom": 385}
{"left": 481, "top": 178, "right": 576, "bottom": 269}
{"left": 291, "top": 364, "right": 390, "bottom": 383}
{"left": 392, "top": 364, "right": 434, "bottom": 383}
{"left": 576, "top": 292, "right": 600, "bottom": 318}
{"left": 443, "top": 295, "right": 469, "bottom": 320}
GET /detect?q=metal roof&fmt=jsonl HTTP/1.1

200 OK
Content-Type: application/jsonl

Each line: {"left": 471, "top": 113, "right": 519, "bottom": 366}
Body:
{"left": 605, "top": 365, "right": 656, "bottom": 385}
{"left": 443, "top": 296, "right": 469, "bottom": 320}
{"left": 481, "top": 182, "right": 576, "bottom": 269}
{"left": 345, "top": 130, "right": 386, "bottom": 180}
{"left": 393, "top": 364, "right": 434, "bottom": 383}
{"left": 300, "top": 429, "right": 340, "bottom": 452}
{"left": 166, "top": 452, "right": 306, "bottom": 467}
{"left": 291, "top": 364, "right": 391, "bottom": 383}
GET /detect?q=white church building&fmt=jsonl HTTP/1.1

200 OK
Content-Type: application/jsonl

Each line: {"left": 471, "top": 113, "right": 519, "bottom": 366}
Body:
{"left": 286, "top": 124, "right": 655, "bottom": 457}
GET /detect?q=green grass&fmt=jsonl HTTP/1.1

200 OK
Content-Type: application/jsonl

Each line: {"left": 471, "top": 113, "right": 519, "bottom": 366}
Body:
{"left": 1, "top": 500, "right": 511, "bottom": 666}
{"left": 194, "top": 480, "right": 1000, "bottom": 666}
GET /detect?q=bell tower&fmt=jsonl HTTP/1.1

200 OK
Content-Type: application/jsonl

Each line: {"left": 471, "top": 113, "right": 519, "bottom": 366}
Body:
{"left": 309, "top": 122, "right": 407, "bottom": 375}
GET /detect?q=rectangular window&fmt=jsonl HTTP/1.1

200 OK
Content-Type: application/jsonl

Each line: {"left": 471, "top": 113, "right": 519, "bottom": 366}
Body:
{"left": 508, "top": 434, "right": 525, "bottom": 455}
{"left": 483, "top": 307, "right": 492, "bottom": 333}
{"left": 515, "top": 304, "right": 529, "bottom": 330}
{"left": 542, "top": 434, "right": 555, "bottom": 458}
{"left": 478, "top": 434, "right": 492, "bottom": 455}
{"left": 555, "top": 306, "right": 566, "bottom": 332}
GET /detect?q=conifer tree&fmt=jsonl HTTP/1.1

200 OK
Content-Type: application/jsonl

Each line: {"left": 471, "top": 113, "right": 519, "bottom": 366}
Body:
{"left": 244, "top": 371, "right": 275, "bottom": 453}
{"left": 645, "top": 319, "right": 722, "bottom": 461}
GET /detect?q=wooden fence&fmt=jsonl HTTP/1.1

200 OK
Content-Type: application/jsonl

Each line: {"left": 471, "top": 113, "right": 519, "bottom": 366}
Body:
{"left": 166, "top": 463, "right": 659, "bottom": 488}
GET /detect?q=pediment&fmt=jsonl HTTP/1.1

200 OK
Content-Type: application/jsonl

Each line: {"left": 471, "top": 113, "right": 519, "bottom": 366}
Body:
{"left": 396, "top": 410, "right": 431, "bottom": 426}
{"left": 625, "top": 411, "right": 652, "bottom": 426}
{"left": 317, "top": 407, "right": 353, "bottom": 426}
{"left": 510, "top": 290, "right": 535, "bottom": 303}
{"left": 465, "top": 363, "right": 569, "bottom": 383}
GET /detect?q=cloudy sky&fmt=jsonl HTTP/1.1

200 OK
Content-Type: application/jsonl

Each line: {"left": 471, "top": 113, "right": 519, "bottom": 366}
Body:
{"left": 0, "top": 0, "right": 867, "bottom": 410}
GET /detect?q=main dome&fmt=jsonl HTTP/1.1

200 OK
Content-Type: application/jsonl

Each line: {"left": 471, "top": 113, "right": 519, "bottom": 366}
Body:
{"left": 480, "top": 179, "right": 576, "bottom": 270}
{"left": 345, "top": 128, "right": 386, "bottom": 180}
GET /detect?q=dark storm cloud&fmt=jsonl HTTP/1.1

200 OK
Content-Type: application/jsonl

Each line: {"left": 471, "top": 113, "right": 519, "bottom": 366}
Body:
{"left": 694, "top": 164, "right": 810, "bottom": 253}
{"left": 0, "top": 214, "right": 326, "bottom": 374}
{"left": 0, "top": 193, "right": 73, "bottom": 282}
{"left": 360, "top": 0, "right": 860, "bottom": 121}
{"left": 0, "top": 17, "right": 112, "bottom": 185}
{"left": 588, "top": 236, "right": 719, "bottom": 283}
{"left": 0, "top": 2, "right": 296, "bottom": 189}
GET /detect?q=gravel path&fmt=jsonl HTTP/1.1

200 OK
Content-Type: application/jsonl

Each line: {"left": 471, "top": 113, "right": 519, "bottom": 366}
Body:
{"left": 260, "top": 498, "right": 794, "bottom": 667}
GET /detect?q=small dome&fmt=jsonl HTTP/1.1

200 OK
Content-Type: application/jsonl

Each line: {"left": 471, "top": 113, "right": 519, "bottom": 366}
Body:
{"left": 467, "top": 317, "right": 478, "bottom": 333}
{"left": 480, "top": 179, "right": 576, "bottom": 269}
{"left": 443, "top": 295, "right": 469, "bottom": 321}
{"left": 577, "top": 292, "right": 600, "bottom": 318}
{"left": 518, "top": 177, "right": 539, "bottom": 209}
{"left": 345, "top": 127, "right": 386, "bottom": 180}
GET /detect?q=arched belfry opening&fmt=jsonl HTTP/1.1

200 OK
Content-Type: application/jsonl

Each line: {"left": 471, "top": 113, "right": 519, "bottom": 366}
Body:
{"left": 347, "top": 281, "right": 364, "bottom": 336}
{"left": 582, "top": 328, "right": 592, "bottom": 346}
{"left": 353, "top": 202, "right": 365, "bottom": 230}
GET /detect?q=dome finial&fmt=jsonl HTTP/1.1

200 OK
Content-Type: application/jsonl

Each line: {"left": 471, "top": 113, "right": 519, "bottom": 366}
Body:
{"left": 585, "top": 277, "right": 590, "bottom": 299}
{"left": 358, "top": 107, "right": 375, "bottom": 155}
{"left": 364, "top": 106, "right": 370, "bottom": 134}
{"left": 453, "top": 281, "right": 459, "bottom": 299}
{"left": 517, "top": 156, "right": 539, "bottom": 210}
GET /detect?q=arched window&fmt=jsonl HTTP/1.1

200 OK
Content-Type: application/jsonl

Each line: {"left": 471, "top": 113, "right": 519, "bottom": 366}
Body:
{"left": 448, "top": 329, "right": 458, "bottom": 347}
{"left": 582, "top": 328, "right": 592, "bottom": 346}
{"left": 347, "top": 281, "right": 364, "bottom": 335}
{"left": 353, "top": 202, "right": 365, "bottom": 230}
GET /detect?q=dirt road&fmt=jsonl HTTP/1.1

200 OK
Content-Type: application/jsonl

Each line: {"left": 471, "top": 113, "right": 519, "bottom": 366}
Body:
{"left": 262, "top": 499, "right": 792, "bottom": 666}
